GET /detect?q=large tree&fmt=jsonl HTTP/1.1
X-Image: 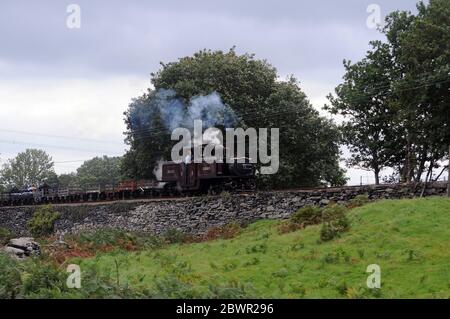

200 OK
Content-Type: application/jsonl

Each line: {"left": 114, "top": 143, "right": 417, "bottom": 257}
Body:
{"left": 57, "top": 173, "right": 79, "bottom": 189}
{"left": 0, "top": 149, "right": 55, "bottom": 189}
{"left": 123, "top": 48, "right": 346, "bottom": 188}
{"left": 384, "top": 0, "right": 450, "bottom": 184}
{"left": 328, "top": 0, "right": 449, "bottom": 185}
{"left": 326, "top": 41, "right": 397, "bottom": 185}
{"left": 76, "top": 156, "right": 123, "bottom": 188}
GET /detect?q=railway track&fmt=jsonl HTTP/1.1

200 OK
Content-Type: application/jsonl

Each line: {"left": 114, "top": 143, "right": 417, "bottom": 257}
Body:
{"left": 0, "top": 183, "right": 412, "bottom": 209}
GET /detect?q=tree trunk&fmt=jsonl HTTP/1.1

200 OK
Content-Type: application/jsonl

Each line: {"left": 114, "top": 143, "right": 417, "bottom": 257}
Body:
{"left": 433, "top": 165, "right": 447, "bottom": 182}
{"left": 420, "top": 160, "right": 433, "bottom": 198}
{"left": 405, "top": 135, "right": 412, "bottom": 183}
{"left": 415, "top": 148, "right": 428, "bottom": 182}
{"left": 374, "top": 168, "right": 380, "bottom": 185}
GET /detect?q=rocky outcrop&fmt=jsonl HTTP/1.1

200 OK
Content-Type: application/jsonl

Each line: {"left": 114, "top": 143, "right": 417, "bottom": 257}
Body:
{"left": 0, "top": 183, "right": 447, "bottom": 236}
{"left": 2, "top": 237, "right": 41, "bottom": 259}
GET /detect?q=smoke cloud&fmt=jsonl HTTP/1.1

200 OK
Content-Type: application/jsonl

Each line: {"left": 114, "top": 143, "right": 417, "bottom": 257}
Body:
{"left": 129, "top": 89, "right": 237, "bottom": 141}
{"left": 152, "top": 159, "right": 166, "bottom": 183}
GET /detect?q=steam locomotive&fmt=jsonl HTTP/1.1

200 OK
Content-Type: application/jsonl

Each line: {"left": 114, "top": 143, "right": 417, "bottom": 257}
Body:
{"left": 0, "top": 156, "right": 256, "bottom": 207}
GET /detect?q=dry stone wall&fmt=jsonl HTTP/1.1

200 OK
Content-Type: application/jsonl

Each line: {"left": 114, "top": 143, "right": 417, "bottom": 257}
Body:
{"left": 0, "top": 183, "right": 447, "bottom": 236}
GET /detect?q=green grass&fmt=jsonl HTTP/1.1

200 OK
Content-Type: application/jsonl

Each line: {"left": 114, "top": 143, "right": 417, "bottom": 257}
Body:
{"left": 75, "top": 197, "right": 450, "bottom": 298}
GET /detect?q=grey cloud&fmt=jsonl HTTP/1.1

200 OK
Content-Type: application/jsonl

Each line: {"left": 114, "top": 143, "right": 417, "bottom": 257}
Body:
{"left": 0, "top": 0, "right": 420, "bottom": 181}
{"left": 0, "top": 0, "right": 419, "bottom": 79}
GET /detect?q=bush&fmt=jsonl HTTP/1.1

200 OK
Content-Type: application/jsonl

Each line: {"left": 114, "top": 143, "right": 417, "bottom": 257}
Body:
{"left": 163, "top": 229, "right": 186, "bottom": 244}
{"left": 320, "top": 217, "right": 350, "bottom": 241}
{"left": 1, "top": 248, "right": 156, "bottom": 299}
{"left": 348, "top": 194, "right": 370, "bottom": 208}
{"left": 279, "top": 205, "right": 323, "bottom": 234}
{"left": 320, "top": 216, "right": 350, "bottom": 242}
{"left": 22, "top": 261, "right": 65, "bottom": 297}
{"left": 278, "top": 221, "right": 301, "bottom": 234}
{"left": 0, "top": 228, "right": 13, "bottom": 245}
{"left": 319, "top": 204, "right": 350, "bottom": 242}
{"left": 0, "top": 253, "right": 22, "bottom": 299}
{"left": 27, "top": 205, "right": 60, "bottom": 237}
{"left": 291, "top": 206, "right": 323, "bottom": 226}
{"left": 68, "top": 228, "right": 165, "bottom": 252}
{"left": 75, "top": 228, "right": 133, "bottom": 247}
{"left": 321, "top": 204, "right": 348, "bottom": 222}
{"left": 153, "top": 274, "right": 203, "bottom": 298}
{"left": 221, "top": 222, "right": 242, "bottom": 239}
{"left": 204, "top": 222, "right": 242, "bottom": 241}
{"left": 245, "top": 242, "right": 268, "bottom": 254}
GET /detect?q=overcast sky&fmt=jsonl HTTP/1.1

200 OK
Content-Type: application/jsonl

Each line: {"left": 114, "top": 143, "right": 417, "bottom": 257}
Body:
{"left": 0, "top": 0, "right": 420, "bottom": 185}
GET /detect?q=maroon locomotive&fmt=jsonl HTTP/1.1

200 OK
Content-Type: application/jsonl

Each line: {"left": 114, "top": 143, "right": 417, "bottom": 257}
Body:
{"left": 161, "top": 157, "right": 256, "bottom": 195}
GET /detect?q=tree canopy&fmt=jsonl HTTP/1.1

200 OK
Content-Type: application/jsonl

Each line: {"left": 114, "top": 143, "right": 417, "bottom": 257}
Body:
{"left": 123, "top": 48, "right": 347, "bottom": 188}
{"left": 76, "top": 156, "right": 123, "bottom": 188}
{"left": 0, "top": 149, "right": 55, "bottom": 189}
{"left": 327, "top": 0, "right": 449, "bottom": 184}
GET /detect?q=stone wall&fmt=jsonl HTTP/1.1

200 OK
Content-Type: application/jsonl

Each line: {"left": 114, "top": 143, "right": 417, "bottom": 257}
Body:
{"left": 0, "top": 183, "right": 447, "bottom": 236}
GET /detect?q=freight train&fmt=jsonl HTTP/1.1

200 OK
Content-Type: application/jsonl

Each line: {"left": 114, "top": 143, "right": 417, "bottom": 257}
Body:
{"left": 0, "top": 157, "right": 256, "bottom": 207}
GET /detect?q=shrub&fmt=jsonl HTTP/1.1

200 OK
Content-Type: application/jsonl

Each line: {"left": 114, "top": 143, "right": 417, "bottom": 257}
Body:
{"left": 245, "top": 242, "right": 268, "bottom": 254}
{"left": 0, "top": 252, "right": 153, "bottom": 299}
{"left": 279, "top": 205, "right": 323, "bottom": 234}
{"left": 319, "top": 204, "right": 350, "bottom": 242}
{"left": 22, "top": 261, "right": 65, "bottom": 297}
{"left": 221, "top": 222, "right": 242, "bottom": 239}
{"left": 345, "top": 285, "right": 383, "bottom": 299}
{"left": 163, "top": 228, "right": 186, "bottom": 244}
{"left": 204, "top": 222, "right": 242, "bottom": 241}
{"left": 0, "top": 228, "right": 13, "bottom": 245}
{"left": 290, "top": 282, "right": 306, "bottom": 297}
{"left": 322, "top": 252, "right": 340, "bottom": 264}
{"left": 27, "top": 205, "right": 60, "bottom": 237}
{"left": 19, "top": 259, "right": 146, "bottom": 299}
{"left": 134, "top": 233, "right": 165, "bottom": 249}
{"left": 153, "top": 274, "right": 203, "bottom": 298}
{"left": 0, "top": 253, "right": 22, "bottom": 299}
{"left": 291, "top": 205, "right": 323, "bottom": 226}
{"left": 348, "top": 194, "right": 370, "bottom": 208}
{"left": 272, "top": 267, "right": 289, "bottom": 278}
{"left": 204, "top": 226, "right": 223, "bottom": 240}
{"left": 320, "top": 216, "right": 350, "bottom": 241}
{"left": 222, "top": 260, "right": 238, "bottom": 271}
{"left": 278, "top": 221, "right": 300, "bottom": 234}
{"left": 335, "top": 281, "right": 349, "bottom": 296}
{"left": 243, "top": 257, "right": 260, "bottom": 266}
{"left": 75, "top": 228, "right": 136, "bottom": 247}
{"left": 321, "top": 204, "right": 348, "bottom": 222}
{"left": 68, "top": 228, "right": 165, "bottom": 252}
{"left": 69, "top": 267, "right": 147, "bottom": 299}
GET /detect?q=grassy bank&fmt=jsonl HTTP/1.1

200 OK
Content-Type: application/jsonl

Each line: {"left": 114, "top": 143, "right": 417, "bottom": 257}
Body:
{"left": 1, "top": 197, "right": 449, "bottom": 298}
{"left": 77, "top": 197, "right": 449, "bottom": 298}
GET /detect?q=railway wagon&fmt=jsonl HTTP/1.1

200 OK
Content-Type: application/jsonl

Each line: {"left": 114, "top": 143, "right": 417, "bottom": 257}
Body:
{"left": 0, "top": 156, "right": 256, "bottom": 206}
